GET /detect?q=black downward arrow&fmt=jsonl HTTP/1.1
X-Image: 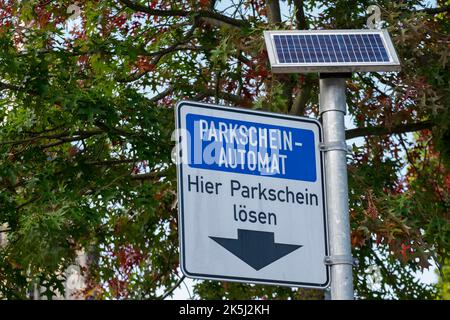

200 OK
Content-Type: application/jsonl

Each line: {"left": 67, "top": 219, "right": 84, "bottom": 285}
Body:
{"left": 210, "top": 229, "right": 302, "bottom": 271}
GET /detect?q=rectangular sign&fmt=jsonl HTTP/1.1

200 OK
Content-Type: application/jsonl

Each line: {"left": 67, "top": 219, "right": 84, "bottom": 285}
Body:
{"left": 175, "top": 101, "right": 330, "bottom": 288}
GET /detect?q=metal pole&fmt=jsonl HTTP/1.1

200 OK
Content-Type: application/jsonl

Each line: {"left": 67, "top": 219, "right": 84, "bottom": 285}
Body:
{"left": 319, "top": 74, "right": 354, "bottom": 300}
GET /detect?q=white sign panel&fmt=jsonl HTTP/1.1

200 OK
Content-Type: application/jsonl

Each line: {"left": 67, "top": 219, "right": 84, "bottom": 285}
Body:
{"left": 175, "top": 101, "right": 329, "bottom": 288}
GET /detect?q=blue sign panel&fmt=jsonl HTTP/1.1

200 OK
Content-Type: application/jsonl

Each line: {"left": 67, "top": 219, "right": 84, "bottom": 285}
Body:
{"left": 186, "top": 113, "right": 317, "bottom": 182}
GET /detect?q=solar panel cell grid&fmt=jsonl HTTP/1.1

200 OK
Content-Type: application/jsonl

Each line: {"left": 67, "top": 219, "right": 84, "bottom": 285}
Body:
{"left": 274, "top": 33, "right": 390, "bottom": 64}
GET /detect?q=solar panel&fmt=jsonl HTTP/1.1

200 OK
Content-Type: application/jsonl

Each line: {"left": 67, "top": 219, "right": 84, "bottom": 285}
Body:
{"left": 264, "top": 30, "right": 400, "bottom": 73}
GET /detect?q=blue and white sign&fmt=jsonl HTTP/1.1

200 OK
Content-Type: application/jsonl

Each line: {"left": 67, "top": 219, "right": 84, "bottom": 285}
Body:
{"left": 175, "top": 101, "right": 329, "bottom": 288}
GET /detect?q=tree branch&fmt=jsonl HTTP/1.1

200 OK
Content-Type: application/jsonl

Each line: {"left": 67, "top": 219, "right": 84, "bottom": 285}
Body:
{"left": 94, "top": 121, "right": 134, "bottom": 138}
{"left": 40, "top": 130, "right": 105, "bottom": 148}
{"left": 131, "top": 170, "right": 167, "bottom": 180}
{"left": 119, "top": 0, "right": 247, "bottom": 27}
{"left": 290, "top": 82, "right": 313, "bottom": 116}
{"left": 195, "top": 88, "right": 247, "bottom": 106}
{"left": 415, "top": 5, "right": 450, "bottom": 14}
{"left": 266, "top": 0, "right": 296, "bottom": 113}
{"left": 86, "top": 159, "right": 139, "bottom": 166}
{"left": 148, "top": 86, "right": 174, "bottom": 103}
{"left": 293, "top": 0, "right": 308, "bottom": 29}
{"left": 200, "top": 17, "right": 240, "bottom": 29}
{"left": 118, "top": 21, "right": 200, "bottom": 83}
{"left": 266, "top": 0, "right": 281, "bottom": 24}
{"left": 345, "top": 120, "right": 434, "bottom": 140}
{"left": 0, "top": 129, "right": 103, "bottom": 146}
{"left": 0, "top": 81, "right": 22, "bottom": 92}
{"left": 160, "top": 275, "right": 186, "bottom": 300}
{"left": 16, "top": 196, "right": 41, "bottom": 210}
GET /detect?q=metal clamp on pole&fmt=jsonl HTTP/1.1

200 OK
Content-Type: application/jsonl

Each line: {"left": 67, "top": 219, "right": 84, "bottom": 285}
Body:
{"left": 319, "top": 141, "right": 352, "bottom": 154}
{"left": 319, "top": 107, "right": 346, "bottom": 117}
{"left": 324, "top": 255, "right": 358, "bottom": 267}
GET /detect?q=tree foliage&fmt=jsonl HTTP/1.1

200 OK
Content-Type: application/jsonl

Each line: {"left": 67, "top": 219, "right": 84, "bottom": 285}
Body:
{"left": 437, "top": 259, "right": 450, "bottom": 299}
{"left": 0, "top": 0, "right": 449, "bottom": 299}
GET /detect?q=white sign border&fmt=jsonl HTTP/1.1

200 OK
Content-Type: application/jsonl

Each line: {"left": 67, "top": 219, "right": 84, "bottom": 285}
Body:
{"left": 175, "top": 100, "right": 330, "bottom": 288}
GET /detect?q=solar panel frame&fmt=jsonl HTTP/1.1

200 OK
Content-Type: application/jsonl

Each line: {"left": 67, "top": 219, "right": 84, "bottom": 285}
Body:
{"left": 264, "top": 29, "right": 401, "bottom": 73}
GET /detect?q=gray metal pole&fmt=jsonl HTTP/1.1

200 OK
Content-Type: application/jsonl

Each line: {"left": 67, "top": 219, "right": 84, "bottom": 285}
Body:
{"left": 319, "top": 75, "right": 354, "bottom": 300}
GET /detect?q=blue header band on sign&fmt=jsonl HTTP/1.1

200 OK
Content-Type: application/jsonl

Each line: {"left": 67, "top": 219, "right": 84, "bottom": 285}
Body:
{"left": 186, "top": 113, "right": 317, "bottom": 182}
